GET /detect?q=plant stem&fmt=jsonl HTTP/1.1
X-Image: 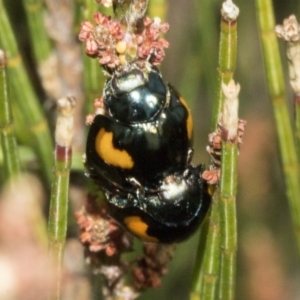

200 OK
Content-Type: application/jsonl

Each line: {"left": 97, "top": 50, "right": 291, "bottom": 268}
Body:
{"left": 0, "top": 1, "right": 53, "bottom": 184}
{"left": 275, "top": 15, "right": 300, "bottom": 161}
{"left": 78, "top": 0, "right": 105, "bottom": 116}
{"left": 211, "top": 14, "right": 237, "bottom": 130}
{"left": 218, "top": 140, "right": 238, "bottom": 300}
{"left": 193, "top": 2, "right": 239, "bottom": 299}
{"left": 48, "top": 97, "right": 75, "bottom": 300}
{"left": 215, "top": 4, "right": 240, "bottom": 299}
{"left": 190, "top": 191, "right": 220, "bottom": 300}
{"left": 255, "top": 0, "right": 300, "bottom": 256}
{"left": 0, "top": 49, "right": 21, "bottom": 178}
{"left": 190, "top": 216, "right": 209, "bottom": 300}
{"left": 201, "top": 192, "right": 221, "bottom": 300}
{"left": 148, "top": 0, "right": 168, "bottom": 20}
{"left": 296, "top": 96, "right": 300, "bottom": 156}
{"left": 22, "top": 0, "right": 53, "bottom": 63}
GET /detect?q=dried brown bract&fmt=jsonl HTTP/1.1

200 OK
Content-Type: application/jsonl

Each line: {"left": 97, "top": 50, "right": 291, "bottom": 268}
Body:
{"left": 132, "top": 244, "right": 175, "bottom": 291}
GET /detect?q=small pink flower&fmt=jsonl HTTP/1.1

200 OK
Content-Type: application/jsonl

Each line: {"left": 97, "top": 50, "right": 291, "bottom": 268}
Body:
{"left": 109, "top": 21, "right": 124, "bottom": 40}
{"left": 78, "top": 21, "right": 94, "bottom": 41}
{"left": 99, "top": 53, "right": 113, "bottom": 65}
{"left": 150, "top": 42, "right": 167, "bottom": 65}
{"left": 93, "top": 12, "right": 109, "bottom": 25}
{"left": 143, "top": 16, "right": 152, "bottom": 27}
{"left": 136, "top": 34, "right": 144, "bottom": 44}
{"left": 202, "top": 169, "right": 220, "bottom": 185}
{"left": 159, "top": 38, "right": 169, "bottom": 48}
{"left": 160, "top": 22, "right": 169, "bottom": 33}
{"left": 85, "top": 37, "right": 99, "bottom": 56}
{"left": 85, "top": 114, "right": 95, "bottom": 125}
{"left": 138, "top": 44, "right": 151, "bottom": 59}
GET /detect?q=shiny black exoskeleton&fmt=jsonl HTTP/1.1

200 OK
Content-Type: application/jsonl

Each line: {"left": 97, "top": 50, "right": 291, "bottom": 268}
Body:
{"left": 85, "top": 67, "right": 211, "bottom": 243}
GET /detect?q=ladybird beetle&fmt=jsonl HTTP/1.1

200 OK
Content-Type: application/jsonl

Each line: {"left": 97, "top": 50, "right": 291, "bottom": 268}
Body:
{"left": 85, "top": 67, "right": 211, "bottom": 243}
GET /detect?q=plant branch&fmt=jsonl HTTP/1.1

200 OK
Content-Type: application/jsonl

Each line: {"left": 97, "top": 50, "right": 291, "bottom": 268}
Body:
{"left": 0, "top": 1, "right": 54, "bottom": 184}
{"left": 48, "top": 97, "right": 75, "bottom": 300}
{"left": 0, "top": 49, "right": 21, "bottom": 179}
{"left": 255, "top": 0, "right": 300, "bottom": 257}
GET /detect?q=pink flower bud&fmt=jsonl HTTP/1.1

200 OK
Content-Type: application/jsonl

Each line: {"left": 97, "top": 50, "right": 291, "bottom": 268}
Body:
{"left": 78, "top": 21, "right": 94, "bottom": 41}
{"left": 85, "top": 38, "right": 98, "bottom": 56}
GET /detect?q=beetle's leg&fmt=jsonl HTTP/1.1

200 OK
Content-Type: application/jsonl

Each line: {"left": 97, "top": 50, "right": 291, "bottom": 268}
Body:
{"left": 127, "top": 177, "right": 146, "bottom": 208}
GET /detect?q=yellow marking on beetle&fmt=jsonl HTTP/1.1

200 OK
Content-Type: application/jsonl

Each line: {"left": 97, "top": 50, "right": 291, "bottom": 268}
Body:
{"left": 124, "top": 216, "right": 159, "bottom": 243}
{"left": 179, "top": 97, "right": 193, "bottom": 140}
{"left": 95, "top": 128, "right": 134, "bottom": 169}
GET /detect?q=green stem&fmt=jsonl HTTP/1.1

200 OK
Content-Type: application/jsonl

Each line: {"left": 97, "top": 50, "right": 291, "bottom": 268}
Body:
{"left": 148, "top": 0, "right": 168, "bottom": 20}
{"left": 211, "top": 19, "right": 237, "bottom": 130}
{"left": 48, "top": 97, "right": 74, "bottom": 300}
{"left": 194, "top": 4, "right": 239, "bottom": 299}
{"left": 190, "top": 191, "right": 221, "bottom": 300}
{"left": 78, "top": 0, "right": 105, "bottom": 116}
{"left": 214, "top": 7, "right": 239, "bottom": 299}
{"left": 48, "top": 144, "right": 71, "bottom": 300}
{"left": 201, "top": 192, "right": 221, "bottom": 300}
{"left": 255, "top": 0, "right": 300, "bottom": 256}
{"left": 0, "top": 50, "right": 21, "bottom": 178}
{"left": 296, "top": 95, "right": 300, "bottom": 158}
{"left": 22, "top": 0, "right": 53, "bottom": 63}
{"left": 190, "top": 216, "right": 209, "bottom": 300}
{"left": 218, "top": 142, "right": 238, "bottom": 300}
{"left": 0, "top": 2, "right": 53, "bottom": 184}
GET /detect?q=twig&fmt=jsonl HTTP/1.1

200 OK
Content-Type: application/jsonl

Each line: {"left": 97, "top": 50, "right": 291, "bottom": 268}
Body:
{"left": 210, "top": 0, "right": 239, "bottom": 130}
{"left": 275, "top": 15, "right": 300, "bottom": 159}
{"left": 255, "top": 0, "right": 300, "bottom": 257}
{"left": 48, "top": 97, "right": 75, "bottom": 300}
{"left": 0, "top": 49, "right": 21, "bottom": 179}
{"left": 218, "top": 79, "right": 240, "bottom": 300}
{"left": 77, "top": 0, "right": 106, "bottom": 116}
{"left": 192, "top": 2, "right": 240, "bottom": 300}
{"left": 44, "top": 0, "right": 84, "bottom": 150}
{"left": 0, "top": 2, "right": 54, "bottom": 184}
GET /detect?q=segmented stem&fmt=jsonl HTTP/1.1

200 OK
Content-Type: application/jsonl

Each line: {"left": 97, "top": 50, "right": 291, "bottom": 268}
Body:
{"left": 48, "top": 97, "right": 75, "bottom": 300}
{"left": 190, "top": 191, "right": 221, "bottom": 300}
{"left": 218, "top": 140, "right": 238, "bottom": 300}
{"left": 211, "top": 14, "right": 237, "bottom": 130}
{"left": 191, "top": 2, "right": 239, "bottom": 300}
{"left": 22, "top": 0, "right": 53, "bottom": 63}
{"left": 79, "top": 0, "right": 106, "bottom": 115}
{"left": 255, "top": 0, "right": 300, "bottom": 256}
{"left": 0, "top": 49, "right": 21, "bottom": 178}
{"left": 0, "top": 2, "right": 53, "bottom": 184}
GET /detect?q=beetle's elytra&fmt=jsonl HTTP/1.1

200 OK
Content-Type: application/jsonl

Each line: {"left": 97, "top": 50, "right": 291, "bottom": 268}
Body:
{"left": 85, "top": 67, "right": 211, "bottom": 243}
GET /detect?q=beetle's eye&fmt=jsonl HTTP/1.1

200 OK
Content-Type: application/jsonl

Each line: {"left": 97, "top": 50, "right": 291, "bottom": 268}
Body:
{"left": 104, "top": 69, "right": 167, "bottom": 123}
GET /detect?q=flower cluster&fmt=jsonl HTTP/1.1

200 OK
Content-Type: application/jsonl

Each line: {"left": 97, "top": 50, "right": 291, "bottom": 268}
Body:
{"left": 275, "top": 15, "right": 300, "bottom": 42}
{"left": 132, "top": 244, "right": 175, "bottom": 291}
{"left": 79, "top": 12, "right": 169, "bottom": 71}
{"left": 137, "top": 17, "right": 169, "bottom": 66}
{"left": 75, "top": 194, "right": 132, "bottom": 256}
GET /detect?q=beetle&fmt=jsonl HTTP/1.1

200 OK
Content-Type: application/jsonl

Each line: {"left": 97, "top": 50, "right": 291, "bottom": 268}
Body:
{"left": 85, "top": 66, "right": 211, "bottom": 243}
